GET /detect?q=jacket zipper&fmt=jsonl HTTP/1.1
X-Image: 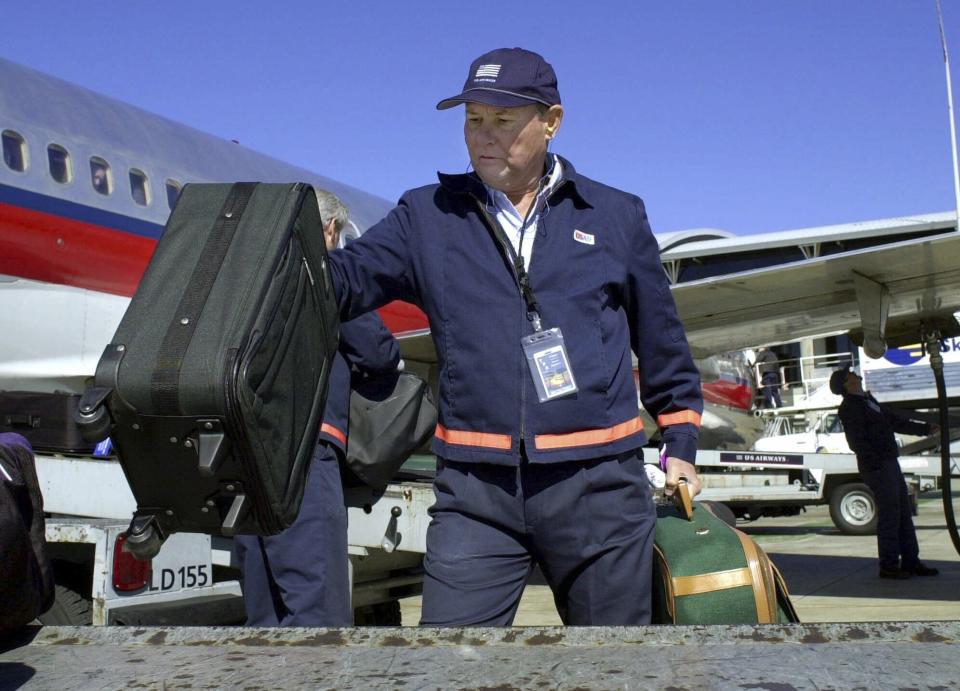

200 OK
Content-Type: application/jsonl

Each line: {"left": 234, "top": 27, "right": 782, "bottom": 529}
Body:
{"left": 469, "top": 175, "right": 567, "bottom": 454}
{"left": 472, "top": 198, "right": 527, "bottom": 447}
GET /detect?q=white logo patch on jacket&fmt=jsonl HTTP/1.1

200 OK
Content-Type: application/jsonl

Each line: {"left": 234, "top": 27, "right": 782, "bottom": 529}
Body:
{"left": 573, "top": 229, "right": 595, "bottom": 246}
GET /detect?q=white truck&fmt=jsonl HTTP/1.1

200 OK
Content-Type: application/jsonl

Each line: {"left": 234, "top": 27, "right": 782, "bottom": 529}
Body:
{"left": 688, "top": 447, "right": 942, "bottom": 535}
{"left": 35, "top": 451, "right": 435, "bottom": 626}
{"left": 752, "top": 412, "right": 852, "bottom": 455}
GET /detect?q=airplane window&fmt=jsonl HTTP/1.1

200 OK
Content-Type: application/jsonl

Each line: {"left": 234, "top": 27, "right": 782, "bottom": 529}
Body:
{"left": 47, "top": 145, "right": 71, "bottom": 183}
{"left": 90, "top": 158, "right": 111, "bottom": 195}
{"left": 129, "top": 169, "right": 150, "bottom": 206}
{"left": 2, "top": 130, "right": 26, "bottom": 172}
{"left": 165, "top": 179, "right": 181, "bottom": 210}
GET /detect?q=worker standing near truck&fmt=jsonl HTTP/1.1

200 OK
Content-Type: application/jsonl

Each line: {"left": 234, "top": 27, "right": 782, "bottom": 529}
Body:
{"left": 831, "top": 367, "right": 939, "bottom": 579}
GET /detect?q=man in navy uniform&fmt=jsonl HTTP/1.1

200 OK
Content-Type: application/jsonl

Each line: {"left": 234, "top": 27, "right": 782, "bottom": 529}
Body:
{"left": 831, "top": 367, "right": 939, "bottom": 579}
{"left": 755, "top": 347, "right": 782, "bottom": 408}
{"left": 330, "top": 47, "right": 703, "bottom": 625}
{"left": 233, "top": 190, "right": 400, "bottom": 625}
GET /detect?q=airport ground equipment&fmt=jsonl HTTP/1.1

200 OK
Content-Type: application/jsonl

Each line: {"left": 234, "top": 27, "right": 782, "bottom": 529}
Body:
{"left": 652, "top": 484, "right": 798, "bottom": 624}
{"left": 34, "top": 451, "right": 429, "bottom": 626}
{"left": 686, "top": 448, "right": 942, "bottom": 535}
{"left": 76, "top": 182, "right": 339, "bottom": 561}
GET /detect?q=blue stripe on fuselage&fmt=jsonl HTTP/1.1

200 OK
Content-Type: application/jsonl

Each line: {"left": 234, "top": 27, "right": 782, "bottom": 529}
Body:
{"left": 0, "top": 182, "right": 166, "bottom": 239}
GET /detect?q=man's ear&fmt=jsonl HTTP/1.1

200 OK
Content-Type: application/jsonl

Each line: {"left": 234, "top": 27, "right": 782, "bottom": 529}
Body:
{"left": 544, "top": 104, "right": 564, "bottom": 139}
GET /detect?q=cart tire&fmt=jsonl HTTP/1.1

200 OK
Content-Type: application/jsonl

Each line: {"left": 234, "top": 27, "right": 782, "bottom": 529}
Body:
{"left": 353, "top": 600, "right": 402, "bottom": 626}
{"left": 37, "top": 583, "right": 92, "bottom": 626}
{"left": 372, "top": 600, "right": 402, "bottom": 626}
{"left": 829, "top": 482, "right": 877, "bottom": 535}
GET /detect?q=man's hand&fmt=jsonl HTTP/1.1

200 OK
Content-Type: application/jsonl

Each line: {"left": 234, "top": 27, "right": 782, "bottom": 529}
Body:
{"left": 663, "top": 457, "right": 701, "bottom": 498}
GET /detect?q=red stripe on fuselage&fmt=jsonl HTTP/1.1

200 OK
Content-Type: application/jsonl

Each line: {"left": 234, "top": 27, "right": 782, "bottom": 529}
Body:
{"left": 377, "top": 300, "right": 429, "bottom": 335}
{"left": 0, "top": 199, "right": 434, "bottom": 333}
{"left": 0, "top": 200, "right": 155, "bottom": 297}
{"left": 702, "top": 380, "right": 753, "bottom": 411}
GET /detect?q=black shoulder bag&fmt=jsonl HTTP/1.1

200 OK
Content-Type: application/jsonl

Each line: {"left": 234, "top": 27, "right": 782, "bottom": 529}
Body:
{"left": 344, "top": 371, "right": 437, "bottom": 489}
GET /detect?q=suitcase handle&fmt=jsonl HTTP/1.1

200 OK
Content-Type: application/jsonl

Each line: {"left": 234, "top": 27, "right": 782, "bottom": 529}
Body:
{"left": 3, "top": 413, "right": 37, "bottom": 429}
{"left": 674, "top": 480, "right": 694, "bottom": 521}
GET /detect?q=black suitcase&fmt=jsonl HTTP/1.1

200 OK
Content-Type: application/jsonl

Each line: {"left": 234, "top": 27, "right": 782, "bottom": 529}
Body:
{"left": 77, "top": 182, "right": 339, "bottom": 559}
{"left": 0, "top": 391, "right": 96, "bottom": 454}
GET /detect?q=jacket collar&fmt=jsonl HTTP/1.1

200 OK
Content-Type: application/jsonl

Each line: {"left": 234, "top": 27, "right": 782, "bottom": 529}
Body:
{"left": 437, "top": 154, "right": 590, "bottom": 207}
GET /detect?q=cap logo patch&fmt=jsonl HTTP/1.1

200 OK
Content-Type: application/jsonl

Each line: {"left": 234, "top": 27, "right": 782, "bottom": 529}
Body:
{"left": 474, "top": 64, "right": 501, "bottom": 83}
{"left": 573, "top": 229, "right": 595, "bottom": 245}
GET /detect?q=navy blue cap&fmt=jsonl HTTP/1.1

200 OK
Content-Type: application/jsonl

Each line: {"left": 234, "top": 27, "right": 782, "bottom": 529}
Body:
{"left": 436, "top": 47, "right": 561, "bottom": 110}
{"left": 829, "top": 367, "right": 851, "bottom": 396}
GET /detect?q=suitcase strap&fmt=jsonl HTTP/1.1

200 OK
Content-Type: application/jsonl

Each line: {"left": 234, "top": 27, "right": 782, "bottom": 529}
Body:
{"left": 151, "top": 182, "right": 257, "bottom": 415}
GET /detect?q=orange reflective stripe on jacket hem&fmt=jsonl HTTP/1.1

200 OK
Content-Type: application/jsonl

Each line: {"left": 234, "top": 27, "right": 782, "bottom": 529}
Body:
{"left": 657, "top": 410, "right": 702, "bottom": 428}
{"left": 435, "top": 424, "right": 513, "bottom": 451}
{"left": 534, "top": 416, "right": 644, "bottom": 450}
{"left": 320, "top": 422, "right": 347, "bottom": 446}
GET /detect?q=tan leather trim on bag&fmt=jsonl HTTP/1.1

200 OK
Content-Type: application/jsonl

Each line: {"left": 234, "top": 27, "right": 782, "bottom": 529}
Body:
{"left": 672, "top": 567, "right": 753, "bottom": 597}
{"left": 653, "top": 544, "right": 676, "bottom": 623}
{"left": 734, "top": 528, "right": 776, "bottom": 623}
{"left": 772, "top": 563, "right": 800, "bottom": 622}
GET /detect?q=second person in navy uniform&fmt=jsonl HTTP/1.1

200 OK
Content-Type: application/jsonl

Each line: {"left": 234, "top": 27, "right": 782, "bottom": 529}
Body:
{"left": 329, "top": 47, "right": 704, "bottom": 626}
{"left": 831, "top": 367, "right": 940, "bottom": 580}
{"left": 233, "top": 189, "right": 401, "bottom": 626}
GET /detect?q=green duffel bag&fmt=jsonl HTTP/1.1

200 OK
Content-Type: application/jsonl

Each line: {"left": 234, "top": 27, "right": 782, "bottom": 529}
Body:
{"left": 652, "top": 485, "right": 799, "bottom": 625}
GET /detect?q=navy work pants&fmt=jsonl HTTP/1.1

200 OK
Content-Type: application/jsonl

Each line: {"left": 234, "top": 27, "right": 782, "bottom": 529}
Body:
{"left": 861, "top": 461, "right": 920, "bottom": 571}
{"left": 233, "top": 444, "right": 351, "bottom": 626}
{"left": 421, "top": 451, "right": 656, "bottom": 626}
{"left": 761, "top": 372, "right": 782, "bottom": 408}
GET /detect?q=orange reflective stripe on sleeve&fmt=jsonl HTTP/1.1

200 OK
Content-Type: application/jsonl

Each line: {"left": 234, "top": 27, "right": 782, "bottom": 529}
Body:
{"left": 434, "top": 424, "right": 513, "bottom": 450}
{"left": 657, "top": 410, "right": 702, "bottom": 428}
{"left": 534, "top": 416, "right": 644, "bottom": 450}
{"left": 320, "top": 422, "right": 347, "bottom": 446}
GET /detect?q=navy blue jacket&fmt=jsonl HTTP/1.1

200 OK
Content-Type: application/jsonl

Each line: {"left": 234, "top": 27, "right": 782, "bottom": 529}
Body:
{"left": 317, "top": 311, "right": 400, "bottom": 453}
{"left": 838, "top": 392, "right": 930, "bottom": 473}
{"left": 329, "top": 156, "right": 702, "bottom": 465}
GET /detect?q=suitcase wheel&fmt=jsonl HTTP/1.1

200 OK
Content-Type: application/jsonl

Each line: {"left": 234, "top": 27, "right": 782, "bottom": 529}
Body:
{"left": 124, "top": 514, "right": 166, "bottom": 561}
{"left": 74, "top": 387, "right": 114, "bottom": 443}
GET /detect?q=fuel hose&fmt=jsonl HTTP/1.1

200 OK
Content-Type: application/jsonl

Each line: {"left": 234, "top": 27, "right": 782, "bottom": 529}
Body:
{"left": 925, "top": 330, "right": 960, "bottom": 557}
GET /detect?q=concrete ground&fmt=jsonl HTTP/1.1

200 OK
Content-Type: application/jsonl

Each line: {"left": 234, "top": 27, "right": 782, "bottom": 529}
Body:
{"left": 400, "top": 493, "right": 960, "bottom": 625}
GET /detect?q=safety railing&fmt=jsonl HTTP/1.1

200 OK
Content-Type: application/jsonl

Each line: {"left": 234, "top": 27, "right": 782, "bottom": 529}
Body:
{"left": 755, "top": 350, "right": 857, "bottom": 409}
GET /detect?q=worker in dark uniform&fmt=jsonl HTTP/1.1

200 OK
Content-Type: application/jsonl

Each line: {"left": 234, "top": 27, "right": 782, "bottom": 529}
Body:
{"left": 755, "top": 347, "right": 782, "bottom": 408}
{"left": 831, "top": 367, "right": 939, "bottom": 579}
{"left": 329, "top": 48, "right": 703, "bottom": 626}
{"left": 233, "top": 190, "right": 401, "bottom": 626}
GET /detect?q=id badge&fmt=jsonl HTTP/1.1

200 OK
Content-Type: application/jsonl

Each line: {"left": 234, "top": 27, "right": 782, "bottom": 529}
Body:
{"left": 521, "top": 327, "right": 578, "bottom": 402}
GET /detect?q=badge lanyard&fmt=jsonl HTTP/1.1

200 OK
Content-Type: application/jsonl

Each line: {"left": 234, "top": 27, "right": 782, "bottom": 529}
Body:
{"left": 488, "top": 190, "right": 578, "bottom": 403}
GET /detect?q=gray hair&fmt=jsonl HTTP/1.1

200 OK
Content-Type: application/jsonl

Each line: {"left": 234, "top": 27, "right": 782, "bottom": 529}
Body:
{"left": 314, "top": 188, "right": 349, "bottom": 232}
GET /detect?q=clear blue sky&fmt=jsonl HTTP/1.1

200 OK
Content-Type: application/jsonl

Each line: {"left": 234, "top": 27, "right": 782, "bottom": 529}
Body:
{"left": 4, "top": 1, "right": 960, "bottom": 235}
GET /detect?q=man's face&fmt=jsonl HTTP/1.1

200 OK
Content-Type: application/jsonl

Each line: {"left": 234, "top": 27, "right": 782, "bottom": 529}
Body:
{"left": 464, "top": 103, "right": 562, "bottom": 195}
{"left": 845, "top": 371, "right": 864, "bottom": 394}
